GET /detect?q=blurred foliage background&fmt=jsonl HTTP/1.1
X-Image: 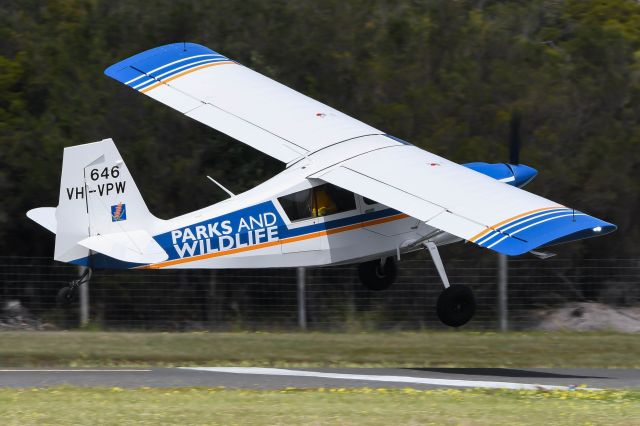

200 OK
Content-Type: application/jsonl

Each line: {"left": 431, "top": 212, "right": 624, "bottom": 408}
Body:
{"left": 1, "top": 0, "right": 639, "bottom": 259}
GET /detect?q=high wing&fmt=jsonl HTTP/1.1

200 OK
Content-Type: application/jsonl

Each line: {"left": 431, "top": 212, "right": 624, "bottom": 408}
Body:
{"left": 309, "top": 135, "right": 615, "bottom": 255}
{"left": 105, "top": 43, "right": 616, "bottom": 256}
{"left": 105, "top": 43, "right": 381, "bottom": 163}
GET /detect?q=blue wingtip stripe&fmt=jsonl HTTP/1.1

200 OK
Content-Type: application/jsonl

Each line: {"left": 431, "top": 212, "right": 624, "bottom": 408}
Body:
{"left": 124, "top": 53, "right": 226, "bottom": 85}
{"left": 485, "top": 213, "right": 587, "bottom": 250}
{"left": 145, "top": 56, "right": 226, "bottom": 80}
{"left": 131, "top": 57, "right": 230, "bottom": 91}
{"left": 104, "top": 42, "right": 229, "bottom": 87}
{"left": 476, "top": 208, "right": 572, "bottom": 247}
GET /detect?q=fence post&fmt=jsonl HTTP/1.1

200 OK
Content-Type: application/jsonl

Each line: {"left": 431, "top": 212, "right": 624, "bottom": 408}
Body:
{"left": 297, "top": 267, "right": 307, "bottom": 330}
{"left": 497, "top": 254, "right": 508, "bottom": 331}
{"left": 78, "top": 266, "right": 90, "bottom": 327}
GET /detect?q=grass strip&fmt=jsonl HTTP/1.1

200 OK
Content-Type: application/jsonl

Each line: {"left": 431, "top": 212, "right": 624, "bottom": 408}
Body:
{"left": 1, "top": 386, "right": 638, "bottom": 425}
{"left": 1, "top": 330, "right": 639, "bottom": 368}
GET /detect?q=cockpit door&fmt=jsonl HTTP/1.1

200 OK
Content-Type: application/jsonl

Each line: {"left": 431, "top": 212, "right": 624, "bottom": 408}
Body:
{"left": 277, "top": 183, "right": 360, "bottom": 254}
{"left": 357, "top": 195, "right": 417, "bottom": 236}
{"left": 277, "top": 186, "right": 324, "bottom": 254}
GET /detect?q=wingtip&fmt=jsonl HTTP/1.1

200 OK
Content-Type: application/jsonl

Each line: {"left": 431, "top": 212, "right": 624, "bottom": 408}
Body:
{"left": 104, "top": 42, "right": 219, "bottom": 85}
{"left": 482, "top": 212, "right": 617, "bottom": 256}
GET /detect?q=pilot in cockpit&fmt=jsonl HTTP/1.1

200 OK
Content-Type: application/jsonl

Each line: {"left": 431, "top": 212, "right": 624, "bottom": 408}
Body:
{"left": 312, "top": 186, "right": 337, "bottom": 217}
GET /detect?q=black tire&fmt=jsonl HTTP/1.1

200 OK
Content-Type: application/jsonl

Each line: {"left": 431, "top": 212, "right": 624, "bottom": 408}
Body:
{"left": 436, "top": 285, "right": 476, "bottom": 327}
{"left": 358, "top": 257, "right": 397, "bottom": 291}
{"left": 56, "top": 286, "right": 76, "bottom": 307}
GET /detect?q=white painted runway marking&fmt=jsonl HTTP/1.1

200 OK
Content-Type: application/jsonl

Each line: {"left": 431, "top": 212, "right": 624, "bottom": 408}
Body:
{"left": 182, "top": 367, "right": 600, "bottom": 391}
{"left": 0, "top": 369, "right": 151, "bottom": 372}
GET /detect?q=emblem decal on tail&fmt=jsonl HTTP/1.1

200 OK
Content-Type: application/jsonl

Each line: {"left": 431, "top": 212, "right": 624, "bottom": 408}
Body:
{"left": 111, "top": 202, "right": 127, "bottom": 222}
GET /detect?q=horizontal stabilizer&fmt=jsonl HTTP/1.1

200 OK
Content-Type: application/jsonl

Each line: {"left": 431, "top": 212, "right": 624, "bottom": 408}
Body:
{"left": 26, "top": 207, "right": 57, "bottom": 233}
{"left": 78, "top": 230, "right": 168, "bottom": 264}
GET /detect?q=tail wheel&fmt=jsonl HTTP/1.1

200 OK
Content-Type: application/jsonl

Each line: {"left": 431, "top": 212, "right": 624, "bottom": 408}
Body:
{"left": 56, "top": 286, "right": 76, "bottom": 307}
{"left": 358, "top": 257, "right": 397, "bottom": 291}
{"left": 56, "top": 267, "right": 91, "bottom": 307}
{"left": 436, "top": 285, "right": 476, "bottom": 327}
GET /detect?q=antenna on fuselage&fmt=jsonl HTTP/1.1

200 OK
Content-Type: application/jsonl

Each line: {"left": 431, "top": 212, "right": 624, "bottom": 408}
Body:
{"left": 206, "top": 175, "right": 235, "bottom": 198}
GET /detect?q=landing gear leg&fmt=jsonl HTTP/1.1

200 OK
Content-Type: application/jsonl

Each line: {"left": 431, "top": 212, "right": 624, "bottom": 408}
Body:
{"left": 57, "top": 267, "right": 92, "bottom": 307}
{"left": 425, "top": 242, "right": 475, "bottom": 327}
{"left": 358, "top": 257, "right": 397, "bottom": 291}
{"left": 425, "top": 242, "right": 450, "bottom": 289}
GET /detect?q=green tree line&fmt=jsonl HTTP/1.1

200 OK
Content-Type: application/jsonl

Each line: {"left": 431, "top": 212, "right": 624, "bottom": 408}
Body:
{"left": 1, "top": 0, "right": 639, "bottom": 258}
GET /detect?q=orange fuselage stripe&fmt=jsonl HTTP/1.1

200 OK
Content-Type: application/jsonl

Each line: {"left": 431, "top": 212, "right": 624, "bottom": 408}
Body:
{"left": 469, "top": 206, "right": 564, "bottom": 242}
{"left": 140, "top": 61, "right": 236, "bottom": 93}
{"left": 144, "top": 213, "right": 409, "bottom": 269}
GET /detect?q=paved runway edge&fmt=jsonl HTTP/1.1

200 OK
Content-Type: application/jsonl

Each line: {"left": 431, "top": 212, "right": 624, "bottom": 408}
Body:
{"left": 181, "top": 367, "right": 599, "bottom": 391}
{"left": 1, "top": 368, "right": 639, "bottom": 390}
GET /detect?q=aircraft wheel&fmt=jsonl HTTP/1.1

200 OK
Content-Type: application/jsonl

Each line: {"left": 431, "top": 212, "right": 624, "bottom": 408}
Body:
{"left": 56, "top": 286, "right": 76, "bottom": 307}
{"left": 358, "top": 257, "right": 396, "bottom": 291}
{"left": 436, "top": 285, "right": 476, "bottom": 327}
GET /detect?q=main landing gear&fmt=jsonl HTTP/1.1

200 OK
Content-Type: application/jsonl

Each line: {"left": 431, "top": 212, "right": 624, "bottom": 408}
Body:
{"left": 56, "top": 267, "right": 92, "bottom": 307}
{"left": 356, "top": 244, "right": 476, "bottom": 327}
{"left": 425, "top": 242, "right": 476, "bottom": 327}
{"left": 358, "top": 257, "right": 397, "bottom": 291}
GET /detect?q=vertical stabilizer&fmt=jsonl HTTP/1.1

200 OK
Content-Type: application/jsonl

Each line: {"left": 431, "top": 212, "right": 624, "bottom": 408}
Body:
{"left": 54, "top": 138, "right": 157, "bottom": 263}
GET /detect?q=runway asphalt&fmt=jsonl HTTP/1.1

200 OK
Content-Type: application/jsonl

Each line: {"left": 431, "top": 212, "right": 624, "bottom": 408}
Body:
{"left": 1, "top": 368, "right": 639, "bottom": 390}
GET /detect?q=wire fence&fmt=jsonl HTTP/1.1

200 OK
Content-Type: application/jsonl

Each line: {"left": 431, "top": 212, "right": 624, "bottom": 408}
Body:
{"left": 1, "top": 256, "right": 640, "bottom": 331}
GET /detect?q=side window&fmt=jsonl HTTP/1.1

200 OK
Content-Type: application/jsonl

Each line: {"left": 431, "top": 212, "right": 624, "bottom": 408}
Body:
{"left": 278, "top": 188, "right": 314, "bottom": 221}
{"left": 312, "top": 184, "right": 356, "bottom": 217}
{"left": 363, "top": 197, "right": 378, "bottom": 205}
{"left": 278, "top": 184, "right": 357, "bottom": 221}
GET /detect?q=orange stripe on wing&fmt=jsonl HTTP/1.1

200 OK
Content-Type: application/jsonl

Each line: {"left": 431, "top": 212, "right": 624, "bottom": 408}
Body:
{"left": 142, "top": 213, "right": 409, "bottom": 269}
{"left": 468, "top": 206, "right": 564, "bottom": 242}
{"left": 140, "top": 61, "right": 236, "bottom": 93}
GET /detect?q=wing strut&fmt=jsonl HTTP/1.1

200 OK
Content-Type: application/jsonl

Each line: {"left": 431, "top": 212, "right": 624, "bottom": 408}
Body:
{"left": 424, "top": 242, "right": 450, "bottom": 289}
{"left": 206, "top": 175, "right": 235, "bottom": 198}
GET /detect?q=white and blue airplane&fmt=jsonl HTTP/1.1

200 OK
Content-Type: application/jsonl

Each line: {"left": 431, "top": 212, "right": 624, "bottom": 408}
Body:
{"left": 27, "top": 43, "right": 616, "bottom": 326}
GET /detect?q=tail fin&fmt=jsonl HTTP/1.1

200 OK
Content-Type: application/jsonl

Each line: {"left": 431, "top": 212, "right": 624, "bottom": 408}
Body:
{"left": 48, "top": 138, "right": 166, "bottom": 265}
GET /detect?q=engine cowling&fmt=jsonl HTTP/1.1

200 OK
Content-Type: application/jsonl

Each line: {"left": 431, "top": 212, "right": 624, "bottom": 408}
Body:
{"left": 463, "top": 162, "right": 538, "bottom": 188}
